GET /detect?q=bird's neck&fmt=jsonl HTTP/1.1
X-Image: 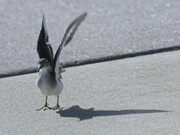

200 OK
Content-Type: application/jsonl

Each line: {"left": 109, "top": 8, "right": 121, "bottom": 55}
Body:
{"left": 39, "top": 66, "right": 51, "bottom": 76}
{"left": 40, "top": 66, "right": 56, "bottom": 80}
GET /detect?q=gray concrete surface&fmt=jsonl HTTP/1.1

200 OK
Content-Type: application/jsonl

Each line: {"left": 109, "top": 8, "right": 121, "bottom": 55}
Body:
{"left": 1, "top": 0, "right": 180, "bottom": 76}
{"left": 1, "top": 50, "right": 180, "bottom": 135}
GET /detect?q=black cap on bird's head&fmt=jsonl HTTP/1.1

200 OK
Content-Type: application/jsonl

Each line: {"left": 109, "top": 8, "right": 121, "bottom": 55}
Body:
{"left": 37, "top": 58, "right": 50, "bottom": 71}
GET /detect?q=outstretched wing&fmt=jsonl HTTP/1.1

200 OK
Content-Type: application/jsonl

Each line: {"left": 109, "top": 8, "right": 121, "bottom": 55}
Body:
{"left": 53, "top": 12, "right": 87, "bottom": 72}
{"left": 37, "top": 13, "right": 53, "bottom": 69}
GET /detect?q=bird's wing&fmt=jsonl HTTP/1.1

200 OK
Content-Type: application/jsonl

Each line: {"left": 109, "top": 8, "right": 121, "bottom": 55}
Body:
{"left": 37, "top": 13, "right": 53, "bottom": 69}
{"left": 53, "top": 12, "right": 87, "bottom": 73}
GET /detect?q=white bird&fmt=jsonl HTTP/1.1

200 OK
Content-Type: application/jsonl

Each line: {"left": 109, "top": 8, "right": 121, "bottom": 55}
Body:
{"left": 36, "top": 12, "right": 87, "bottom": 111}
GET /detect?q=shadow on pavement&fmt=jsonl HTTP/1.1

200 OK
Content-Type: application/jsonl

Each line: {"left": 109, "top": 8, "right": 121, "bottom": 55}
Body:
{"left": 56, "top": 105, "right": 169, "bottom": 121}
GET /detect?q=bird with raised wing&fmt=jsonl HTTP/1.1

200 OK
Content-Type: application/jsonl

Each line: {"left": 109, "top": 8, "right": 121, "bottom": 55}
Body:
{"left": 36, "top": 12, "right": 87, "bottom": 111}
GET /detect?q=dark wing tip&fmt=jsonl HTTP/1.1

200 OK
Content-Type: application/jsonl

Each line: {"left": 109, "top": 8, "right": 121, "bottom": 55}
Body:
{"left": 37, "top": 12, "right": 53, "bottom": 68}
{"left": 37, "top": 12, "right": 49, "bottom": 44}
{"left": 81, "top": 12, "right": 87, "bottom": 18}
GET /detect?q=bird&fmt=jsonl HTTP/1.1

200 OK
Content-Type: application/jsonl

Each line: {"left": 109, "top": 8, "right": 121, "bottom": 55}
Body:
{"left": 36, "top": 12, "right": 87, "bottom": 111}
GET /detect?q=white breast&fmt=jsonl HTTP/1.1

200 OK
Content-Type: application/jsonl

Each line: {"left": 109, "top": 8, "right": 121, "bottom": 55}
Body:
{"left": 36, "top": 67, "right": 63, "bottom": 96}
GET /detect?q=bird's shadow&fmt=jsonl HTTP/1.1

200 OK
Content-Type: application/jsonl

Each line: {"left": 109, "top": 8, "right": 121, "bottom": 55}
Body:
{"left": 56, "top": 105, "right": 169, "bottom": 121}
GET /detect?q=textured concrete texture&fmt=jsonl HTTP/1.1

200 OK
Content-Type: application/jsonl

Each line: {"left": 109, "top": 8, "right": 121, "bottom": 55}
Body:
{"left": 1, "top": 50, "right": 180, "bottom": 134}
{"left": 1, "top": 0, "right": 180, "bottom": 76}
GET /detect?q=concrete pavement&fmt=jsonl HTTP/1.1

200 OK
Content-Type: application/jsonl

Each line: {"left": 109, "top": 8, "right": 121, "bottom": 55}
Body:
{"left": 1, "top": 0, "right": 180, "bottom": 134}
{"left": 1, "top": 50, "right": 180, "bottom": 135}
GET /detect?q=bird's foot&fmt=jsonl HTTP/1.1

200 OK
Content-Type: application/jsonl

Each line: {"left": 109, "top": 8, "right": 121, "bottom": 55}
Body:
{"left": 52, "top": 104, "right": 60, "bottom": 110}
{"left": 36, "top": 104, "right": 53, "bottom": 111}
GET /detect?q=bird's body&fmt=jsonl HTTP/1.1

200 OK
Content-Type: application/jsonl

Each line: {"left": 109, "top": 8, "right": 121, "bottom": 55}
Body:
{"left": 36, "top": 12, "right": 87, "bottom": 111}
{"left": 36, "top": 66, "right": 63, "bottom": 96}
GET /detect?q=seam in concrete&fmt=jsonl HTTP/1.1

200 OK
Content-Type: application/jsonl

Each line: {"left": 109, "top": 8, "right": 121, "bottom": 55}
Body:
{"left": 1, "top": 45, "right": 180, "bottom": 78}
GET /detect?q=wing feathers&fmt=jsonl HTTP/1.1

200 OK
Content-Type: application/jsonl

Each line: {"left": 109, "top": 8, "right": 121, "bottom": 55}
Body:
{"left": 63, "top": 12, "right": 87, "bottom": 46}
{"left": 37, "top": 13, "right": 53, "bottom": 68}
{"left": 53, "top": 12, "right": 87, "bottom": 72}
{"left": 37, "top": 12, "right": 87, "bottom": 73}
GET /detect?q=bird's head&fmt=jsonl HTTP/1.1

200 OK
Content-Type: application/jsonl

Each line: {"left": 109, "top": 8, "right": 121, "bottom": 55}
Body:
{"left": 37, "top": 58, "right": 51, "bottom": 72}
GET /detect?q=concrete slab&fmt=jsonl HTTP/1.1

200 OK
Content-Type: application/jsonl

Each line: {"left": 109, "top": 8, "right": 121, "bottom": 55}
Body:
{"left": 1, "top": 50, "right": 180, "bottom": 134}
{"left": 1, "top": 0, "right": 180, "bottom": 76}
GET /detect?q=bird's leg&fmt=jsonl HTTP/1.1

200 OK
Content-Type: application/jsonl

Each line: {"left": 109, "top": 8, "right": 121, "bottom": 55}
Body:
{"left": 52, "top": 96, "right": 60, "bottom": 110}
{"left": 36, "top": 96, "right": 52, "bottom": 111}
